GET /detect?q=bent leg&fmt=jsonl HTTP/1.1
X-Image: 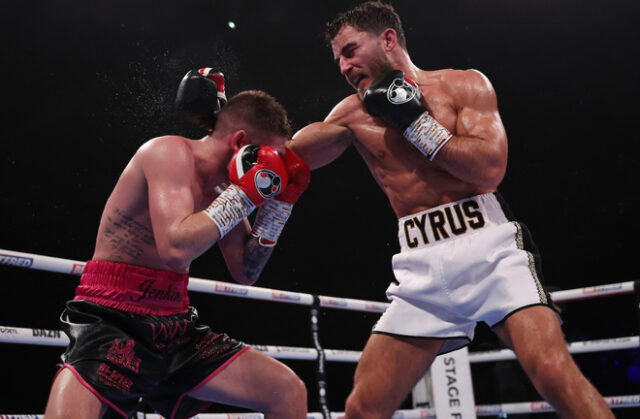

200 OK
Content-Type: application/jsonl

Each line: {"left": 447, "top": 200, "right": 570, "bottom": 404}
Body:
{"left": 345, "top": 333, "right": 444, "bottom": 419}
{"left": 188, "top": 347, "right": 307, "bottom": 419}
{"left": 494, "top": 305, "right": 614, "bottom": 419}
{"left": 45, "top": 367, "right": 108, "bottom": 419}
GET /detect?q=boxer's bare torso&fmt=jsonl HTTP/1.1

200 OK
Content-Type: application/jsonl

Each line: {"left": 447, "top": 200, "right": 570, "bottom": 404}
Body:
{"left": 92, "top": 136, "right": 227, "bottom": 272}
{"left": 291, "top": 68, "right": 508, "bottom": 218}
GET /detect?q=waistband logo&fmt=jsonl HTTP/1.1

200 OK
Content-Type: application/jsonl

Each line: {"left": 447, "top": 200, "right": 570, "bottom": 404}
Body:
{"left": 130, "top": 279, "right": 183, "bottom": 303}
{"left": 403, "top": 200, "right": 486, "bottom": 248}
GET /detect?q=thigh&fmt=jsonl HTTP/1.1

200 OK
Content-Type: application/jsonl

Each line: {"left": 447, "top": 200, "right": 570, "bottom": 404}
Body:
{"left": 493, "top": 305, "right": 568, "bottom": 364}
{"left": 188, "top": 347, "right": 300, "bottom": 411}
{"left": 352, "top": 333, "right": 444, "bottom": 410}
{"left": 45, "top": 367, "right": 108, "bottom": 419}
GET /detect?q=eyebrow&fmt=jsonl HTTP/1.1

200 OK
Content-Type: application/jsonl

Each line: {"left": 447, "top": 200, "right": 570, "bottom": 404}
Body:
{"left": 334, "top": 42, "right": 357, "bottom": 65}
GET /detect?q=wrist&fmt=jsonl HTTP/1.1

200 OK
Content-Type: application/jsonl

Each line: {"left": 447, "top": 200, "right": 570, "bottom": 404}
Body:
{"left": 403, "top": 112, "right": 452, "bottom": 160}
{"left": 251, "top": 200, "right": 293, "bottom": 247}
{"left": 204, "top": 184, "right": 256, "bottom": 238}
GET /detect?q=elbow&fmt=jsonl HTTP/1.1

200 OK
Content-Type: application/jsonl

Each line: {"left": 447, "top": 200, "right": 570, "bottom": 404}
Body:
{"left": 481, "top": 162, "right": 507, "bottom": 189}
{"left": 157, "top": 242, "right": 195, "bottom": 272}
{"left": 231, "top": 269, "right": 258, "bottom": 286}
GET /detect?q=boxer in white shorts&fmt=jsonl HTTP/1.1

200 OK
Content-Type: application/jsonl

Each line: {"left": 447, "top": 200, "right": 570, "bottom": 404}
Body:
{"left": 373, "top": 192, "right": 556, "bottom": 355}
{"left": 290, "top": 2, "right": 614, "bottom": 418}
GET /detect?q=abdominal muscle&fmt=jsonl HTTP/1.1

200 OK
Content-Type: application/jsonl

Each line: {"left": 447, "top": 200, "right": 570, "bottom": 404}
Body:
{"left": 351, "top": 120, "right": 489, "bottom": 219}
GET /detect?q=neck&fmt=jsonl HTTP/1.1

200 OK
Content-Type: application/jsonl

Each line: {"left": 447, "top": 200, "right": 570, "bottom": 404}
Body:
{"left": 194, "top": 134, "right": 233, "bottom": 192}
{"left": 389, "top": 48, "right": 420, "bottom": 81}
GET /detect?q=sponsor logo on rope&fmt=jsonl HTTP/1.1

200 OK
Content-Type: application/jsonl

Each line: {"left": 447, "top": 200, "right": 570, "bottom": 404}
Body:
{"left": 214, "top": 283, "right": 249, "bottom": 296}
{"left": 32, "top": 329, "right": 61, "bottom": 338}
{"left": 529, "top": 401, "right": 552, "bottom": 411}
{"left": 605, "top": 395, "right": 640, "bottom": 406}
{"left": 582, "top": 283, "right": 624, "bottom": 295}
{"left": 364, "top": 302, "right": 388, "bottom": 312}
{"left": 271, "top": 290, "right": 301, "bottom": 302}
{"left": 70, "top": 263, "right": 85, "bottom": 275}
{"left": 0, "top": 327, "right": 18, "bottom": 334}
{"left": 319, "top": 296, "right": 348, "bottom": 307}
{"left": 0, "top": 254, "right": 33, "bottom": 268}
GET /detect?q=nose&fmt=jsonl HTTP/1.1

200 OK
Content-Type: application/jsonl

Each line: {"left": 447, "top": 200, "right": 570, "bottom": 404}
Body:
{"left": 339, "top": 57, "right": 352, "bottom": 76}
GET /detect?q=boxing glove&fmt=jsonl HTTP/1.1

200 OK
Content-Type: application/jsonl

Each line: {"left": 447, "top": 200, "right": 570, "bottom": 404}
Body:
{"left": 251, "top": 148, "right": 311, "bottom": 246}
{"left": 175, "top": 68, "right": 227, "bottom": 131}
{"left": 204, "top": 145, "right": 287, "bottom": 238}
{"left": 363, "top": 70, "right": 452, "bottom": 160}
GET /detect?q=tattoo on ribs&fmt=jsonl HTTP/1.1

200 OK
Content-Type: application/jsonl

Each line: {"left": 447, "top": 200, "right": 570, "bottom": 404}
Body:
{"left": 243, "top": 237, "right": 274, "bottom": 281}
{"left": 103, "top": 208, "right": 155, "bottom": 261}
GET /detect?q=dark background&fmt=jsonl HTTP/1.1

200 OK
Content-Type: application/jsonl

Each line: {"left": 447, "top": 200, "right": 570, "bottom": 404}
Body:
{"left": 1, "top": 0, "right": 639, "bottom": 416}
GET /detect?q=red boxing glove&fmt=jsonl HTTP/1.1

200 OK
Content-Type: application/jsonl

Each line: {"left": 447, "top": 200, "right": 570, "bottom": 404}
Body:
{"left": 198, "top": 68, "right": 227, "bottom": 106}
{"left": 276, "top": 148, "right": 311, "bottom": 204}
{"left": 204, "top": 145, "right": 286, "bottom": 238}
{"left": 251, "top": 148, "right": 310, "bottom": 246}
{"left": 229, "top": 144, "right": 287, "bottom": 207}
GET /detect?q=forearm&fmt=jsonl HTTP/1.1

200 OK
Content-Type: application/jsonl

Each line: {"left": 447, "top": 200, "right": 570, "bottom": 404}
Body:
{"left": 161, "top": 212, "right": 222, "bottom": 266}
{"left": 238, "top": 235, "right": 275, "bottom": 285}
{"left": 435, "top": 134, "right": 506, "bottom": 188}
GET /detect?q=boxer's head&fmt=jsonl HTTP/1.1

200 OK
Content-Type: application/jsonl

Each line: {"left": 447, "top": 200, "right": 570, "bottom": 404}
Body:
{"left": 215, "top": 90, "right": 291, "bottom": 154}
{"left": 326, "top": 1, "right": 407, "bottom": 95}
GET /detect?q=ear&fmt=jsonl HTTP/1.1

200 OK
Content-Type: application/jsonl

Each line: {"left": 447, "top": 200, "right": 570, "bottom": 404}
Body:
{"left": 381, "top": 28, "right": 398, "bottom": 51}
{"left": 229, "top": 130, "right": 247, "bottom": 152}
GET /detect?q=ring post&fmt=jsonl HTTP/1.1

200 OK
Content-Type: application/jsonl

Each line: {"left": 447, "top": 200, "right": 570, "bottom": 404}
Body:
{"left": 310, "top": 295, "right": 331, "bottom": 419}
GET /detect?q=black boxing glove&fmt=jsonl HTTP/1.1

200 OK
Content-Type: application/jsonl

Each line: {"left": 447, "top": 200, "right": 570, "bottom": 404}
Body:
{"left": 363, "top": 70, "right": 452, "bottom": 160}
{"left": 175, "top": 68, "right": 227, "bottom": 131}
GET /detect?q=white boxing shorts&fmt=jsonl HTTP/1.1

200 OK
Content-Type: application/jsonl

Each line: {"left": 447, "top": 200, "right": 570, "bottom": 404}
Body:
{"left": 372, "top": 193, "right": 559, "bottom": 355}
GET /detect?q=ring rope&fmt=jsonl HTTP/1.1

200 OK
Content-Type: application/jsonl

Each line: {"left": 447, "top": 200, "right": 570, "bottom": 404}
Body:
{"left": 0, "top": 249, "right": 635, "bottom": 309}
{"left": 2, "top": 249, "right": 639, "bottom": 417}
{"left": 1, "top": 325, "right": 636, "bottom": 363}
{"left": 2, "top": 394, "right": 639, "bottom": 419}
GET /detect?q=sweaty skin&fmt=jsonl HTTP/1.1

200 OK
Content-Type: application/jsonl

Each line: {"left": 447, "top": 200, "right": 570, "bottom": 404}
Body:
{"left": 291, "top": 26, "right": 508, "bottom": 217}
{"left": 92, "top": 134, "right": 285, "bottom": 281}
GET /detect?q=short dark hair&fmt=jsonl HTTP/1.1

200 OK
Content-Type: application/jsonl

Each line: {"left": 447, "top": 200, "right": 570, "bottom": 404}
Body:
{"left": 217, "top": 90, "right": 292, "bottom": 139}
{"left": 325, "top": 1, "right": 407, "bottom": 50}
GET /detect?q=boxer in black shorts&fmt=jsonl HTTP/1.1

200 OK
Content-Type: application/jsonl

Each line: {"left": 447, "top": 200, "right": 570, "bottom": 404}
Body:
{"left": 45, "top": 72, "right": 310, "bottom": 419}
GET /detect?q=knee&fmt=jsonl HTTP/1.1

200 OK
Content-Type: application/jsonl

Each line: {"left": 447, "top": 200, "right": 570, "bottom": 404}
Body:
{"left": 273, "top": 372, "right": 307, "bottom": 414}
{"left": 526, "top": 350, "right": 575, "bottom": 391}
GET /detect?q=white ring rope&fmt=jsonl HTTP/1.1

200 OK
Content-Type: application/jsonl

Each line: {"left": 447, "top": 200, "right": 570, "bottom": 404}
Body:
{"left": 0, "top": 249, "right": 388, "bottom": 313}
{"left": 0, "top": 249, "right": 636, "bottom": 308}
{"left": 2, "top": 394, "right": 640, "bottom": 419}
{"left": 1, "top": 326, "right": 637, "bottom": 364}
{"left": 2, "top": 248, "right": 639, "bottom": 417}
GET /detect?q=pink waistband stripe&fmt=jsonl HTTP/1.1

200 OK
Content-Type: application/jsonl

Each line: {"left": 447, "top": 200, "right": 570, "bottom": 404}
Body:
{"left": 74, "top": 260, "right": 190, "bottom": 315}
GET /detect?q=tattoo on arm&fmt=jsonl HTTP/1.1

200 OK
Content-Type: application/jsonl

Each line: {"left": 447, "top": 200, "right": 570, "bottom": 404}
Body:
{"left": 242, "top": 236, "right": 274, "bottom": 283}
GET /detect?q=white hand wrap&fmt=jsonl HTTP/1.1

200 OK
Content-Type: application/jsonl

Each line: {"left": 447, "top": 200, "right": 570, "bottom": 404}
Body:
{"left": 403, "top": 112, "right": 452, "bottom": 160}
{"left": 204, "top": 184, "right": 256, "bottom": 238}
{"left": 251, "top": 200, "right": 293, "bottom": 247}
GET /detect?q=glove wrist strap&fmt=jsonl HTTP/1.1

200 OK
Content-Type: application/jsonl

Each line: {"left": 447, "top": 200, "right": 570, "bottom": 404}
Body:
{"left": 403, "top": 112, "right": 452, "bottom": 160}
{"left": 204, "top": 184, "right": 256, "bottom": 238}
{"left": 251, "top": 200, "right": 293, "bottom": 247}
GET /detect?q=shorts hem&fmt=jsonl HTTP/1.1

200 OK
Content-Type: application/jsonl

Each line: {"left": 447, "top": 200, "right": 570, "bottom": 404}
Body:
{"left": 489, "top": 303, "right": 561, "bottom": 329}
{"left": 170, "top": 345, "right": 250, "bottom": 419}
{"left": 371, "top": 331, "right": 472, "bottom": 355}
{"left": 59, "top": 363, "right": 128, "bottom": 418}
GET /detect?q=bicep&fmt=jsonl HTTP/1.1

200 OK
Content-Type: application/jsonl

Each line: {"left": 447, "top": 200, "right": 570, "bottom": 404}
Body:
{"left": 455, "top": 71, "right": 507, "bottom": 152}
{"left": 142, "top": 147, "right": 196, "bottom": 243}
{"left": 290, "top": 121, "right": 354, "bottom": 170}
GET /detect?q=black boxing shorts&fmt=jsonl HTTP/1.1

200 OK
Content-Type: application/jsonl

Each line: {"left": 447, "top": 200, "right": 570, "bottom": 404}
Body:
{"left": 57, "top": 300, "right": 248, "bottom": 419}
